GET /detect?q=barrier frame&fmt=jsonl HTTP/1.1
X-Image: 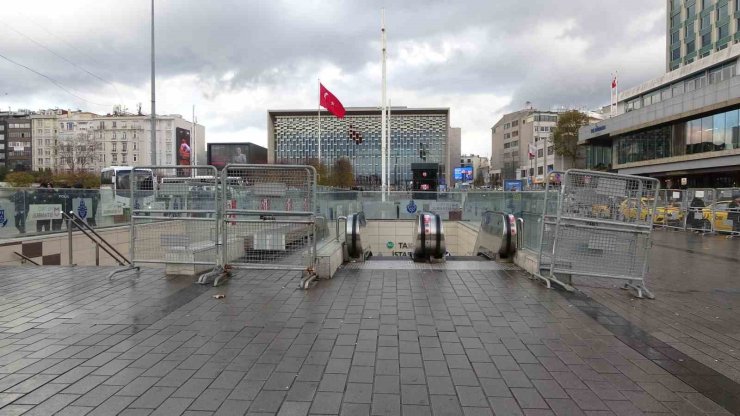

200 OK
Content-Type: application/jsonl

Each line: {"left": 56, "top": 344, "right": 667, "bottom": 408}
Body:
{"left": 220, "top": 164, "right": 318, "bottom": 288}
{"left": 537, "top": 169, "right": 659, "bottom": 299}
{"left": 128, "top": 166, "right": 221, "bottom": 278}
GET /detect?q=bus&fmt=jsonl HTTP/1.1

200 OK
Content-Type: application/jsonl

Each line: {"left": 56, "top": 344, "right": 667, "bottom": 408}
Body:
{"left": 100, "top": 166, "right": 155, "bottom": 208}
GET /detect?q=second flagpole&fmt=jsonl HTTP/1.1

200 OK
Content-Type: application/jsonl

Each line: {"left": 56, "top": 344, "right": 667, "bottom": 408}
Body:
{"left": 318, "top": 79, "right": 322, "bottom": 167}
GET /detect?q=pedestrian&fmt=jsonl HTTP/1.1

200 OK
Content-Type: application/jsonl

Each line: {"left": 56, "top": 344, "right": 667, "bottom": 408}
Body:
{"left": 11, "top": 189, "right": 27, "bottom": 234}
{"left": 33, "top": 183, "right": 53, "bottom": 232}
{"left": 688, "top": 194, "right": 706, "bottom": 231}
{"left": 729, "top": 193, "right": 740, "bottom": 236}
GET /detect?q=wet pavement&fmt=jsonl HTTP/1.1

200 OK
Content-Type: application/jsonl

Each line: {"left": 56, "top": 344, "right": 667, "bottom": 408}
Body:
{"left": 0, "top": 237, "right": 738, "bottom": 415}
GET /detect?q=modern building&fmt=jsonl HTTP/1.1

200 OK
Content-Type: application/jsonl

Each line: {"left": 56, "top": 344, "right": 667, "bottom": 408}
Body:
{"left": 207, "top": 142, "right": 267, "bottom": 169}
{"left": 30, "top": 110, "right": 205, "bottom": 173}
{"left": 580, "top": 41, "right": 740, "bottom": 188}
{"left": 267, "top": 107, "right": 452, "bottom": 189}
{"left": 666, "top": 0, "right": 740, "bottom": 72}
{"left": 447, "top": 127, "right": 462, "bottom": 188}
{"left": 0, "top": 110, "right": 33, "bottom": 171}
{"left": 492, "top": 109, "right": 565, "bottom": 185}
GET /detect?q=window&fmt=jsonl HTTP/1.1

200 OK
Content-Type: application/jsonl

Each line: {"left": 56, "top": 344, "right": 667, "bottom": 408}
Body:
{"left": 701, "top": 31, "right": 712, "bottom": 47}
{"left": 521, "top": 170, "right": 526, "bottom": 178}
{"left": 672, "top": 82, "right": 685, "bottom": 96}
{"left": 512, "top": 130, "right": 518, "bottom": 137}
{"left": 511, "top": 120, "right": 519, "bottom": 127}
{"left": 688, "top": 2, "right": 696, "bottom": 17}
{"left": 112, "top": 143, "right": 117, "bottom": 152}
{"left": 671, "top": 31, "right": 681, "bottom": 45}
{"left": 537, "top": 149, "right": 544, "bottom": 158}
{"left": 686, "top": 39, "right": 696, "bottom": 53}
{"left": 717, "top": 1, "right": 728, "bottom": 19}
{"left": 661, "top": 88, "right": 672, "bottom": 101}
{"left": 537, "top": 166, "right": 544, "bottom": 175}
{"left": 701, "top": 13, "right": 711, "bottom": 30}
{"left": 672, "top": 47, "right": 681, "bottom": 60}
{"left": 547, "top": 146, "right": 554, "bottom": 155}
{"left": 702, "top": 0, "right": 713, "bottom": 9}
{"left": 671, "top": 13, "right": 681, "bottom": 28}
{"left": 112, "top": 121, "right": 117, "bottom": 128}
{"left": 718, "top": 23, "right": 729, "bottom": 39}
{"left": 133, "top": 154, "right": 138, "bottom": 162}
{"left": 547, "top": 164, "right": 554, "bottom": 172}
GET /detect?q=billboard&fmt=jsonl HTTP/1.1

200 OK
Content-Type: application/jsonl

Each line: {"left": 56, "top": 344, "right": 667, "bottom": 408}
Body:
{"left": 503, "top": 179, "right": 524, "bottom": 192}
{"left": 208, "top": 143, "right": 248, "bottom": 168}
{"left": 454, "top": 166, "right": 473, "bottom": 182}
{"left": 176, "top": 128, "right": 191, "bottom": 176}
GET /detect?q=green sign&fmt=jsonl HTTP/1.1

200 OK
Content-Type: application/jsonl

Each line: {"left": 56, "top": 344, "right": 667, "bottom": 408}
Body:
{"left": 386, "top": 241, "right": 394, "bottom": 249}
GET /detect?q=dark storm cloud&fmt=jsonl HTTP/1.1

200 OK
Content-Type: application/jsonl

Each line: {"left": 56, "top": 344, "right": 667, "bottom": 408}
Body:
{"left": 1, "top": 0, "right": 665, "bottom": 140}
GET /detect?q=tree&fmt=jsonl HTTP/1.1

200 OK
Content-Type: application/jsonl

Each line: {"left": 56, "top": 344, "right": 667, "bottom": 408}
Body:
{"left": 473, "top": 169, "right": 485, "bottom": 187}
{"left": 330, "top": 158, "right": 354, "bottom": 188}
{"left": 305, "top": 158, "right": 330, "bottom": 186}
{"left": 551, "top": 110, "right": 590, "bottom": 167}
{"left": 5, "top": 171, "right": 34, "bottom": 187}
{"left": 54, "top": 131, "right": 98, "bottom": 172}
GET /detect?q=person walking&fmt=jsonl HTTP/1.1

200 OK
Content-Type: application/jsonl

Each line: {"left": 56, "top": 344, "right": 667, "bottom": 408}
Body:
{"left": 11, "top": 189, "right": 27, "bottom": 234}
{"left": 728, "top": 193, "right": 740, "bottom": 238}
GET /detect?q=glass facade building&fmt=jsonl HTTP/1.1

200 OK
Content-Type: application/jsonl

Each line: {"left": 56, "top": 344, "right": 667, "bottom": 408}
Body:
{"left": 269, "top": 108, "right": 450, "bottom": 188}
{"left": 616, "top": 107, "right": 740, "bottom": 164}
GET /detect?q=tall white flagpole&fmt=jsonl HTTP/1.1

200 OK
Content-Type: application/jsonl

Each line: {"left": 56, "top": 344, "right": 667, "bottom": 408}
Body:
{"left": 381, "top": 9, "right": 387, "bottom": 199}
{"left": 387, "top": 98, "right": 391, "bottom": 190}
{"left": 318, "top": 79, "right": 322, "bottom": 166}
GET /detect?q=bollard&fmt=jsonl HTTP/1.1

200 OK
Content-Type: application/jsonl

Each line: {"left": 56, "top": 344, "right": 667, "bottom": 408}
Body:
{"left": 67, "top": 216, "right": 73, "bottom": 265}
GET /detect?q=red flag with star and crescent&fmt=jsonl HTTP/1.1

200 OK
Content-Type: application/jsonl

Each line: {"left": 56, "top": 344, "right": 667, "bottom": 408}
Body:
{"left": 319, "top": 83, "right": 346, "bottom": 119}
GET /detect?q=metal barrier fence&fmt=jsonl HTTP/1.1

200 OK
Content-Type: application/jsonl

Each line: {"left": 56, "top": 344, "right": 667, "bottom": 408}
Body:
{"left": 129, "top": 166, "right": 220, "bottom": 276}
{"left": 536, "top": 170, "right": 660, "bottom": 299}
{"left": 654, "top": 188, "right": 740, "bottom": 237}
{"left": 221, "top": 165, "right": 318, "bottom": 285}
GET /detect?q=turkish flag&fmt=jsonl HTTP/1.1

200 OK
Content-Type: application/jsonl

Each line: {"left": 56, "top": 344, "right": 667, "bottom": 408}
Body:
{"left": 319, "top": 83, "right": 346, "bottom": 119}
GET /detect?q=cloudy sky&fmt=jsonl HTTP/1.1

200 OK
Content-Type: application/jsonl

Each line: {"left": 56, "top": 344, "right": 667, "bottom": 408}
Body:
{"left": 0, "top": 0, "right": 665, "bottom": 157}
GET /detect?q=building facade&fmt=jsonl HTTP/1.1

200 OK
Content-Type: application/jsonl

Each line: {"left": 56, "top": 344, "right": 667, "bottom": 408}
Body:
{"left": 447, "top": 127, "right": 462, "bottom": 189}
{"left": 667, "top": 0, "right": 740, "bottom": 72}
{"left": 268, "top": 107, "right": 451, "bottom": 189}
{"left": 0, "top": 111, "right": 33, "bottom": 171}
{"left": 492, "top": 109, "right": 569, "bottom": 185}
{"left": 580, "top": 43, "right": 740, "bottom": 188}
{"left": 30, "top": 110, "right": 205, "bottom": 173}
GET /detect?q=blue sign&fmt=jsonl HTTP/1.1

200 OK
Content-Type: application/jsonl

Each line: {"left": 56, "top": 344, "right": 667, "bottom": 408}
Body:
{"left": 590, "top": 125, "right": 606, "bottom": 134}
{"left": 0, "top": 209, "right": 6, "bottom": 227}
{"left": 504, "top": 179, "right": 524, "bottom": 192}
{"left": 77, "top": 200, "right": 88, "bottom": 220}
{"left": 406, "top": 200, "right": 417, "bottom": 214}
{"left": 454, "top": 166, "right": 474, "bottom": 182}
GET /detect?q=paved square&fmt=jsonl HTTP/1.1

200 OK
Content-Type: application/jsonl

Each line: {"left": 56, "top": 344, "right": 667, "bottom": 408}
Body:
{"left": 0, "top": 261, "right": 737, "bottom": 415}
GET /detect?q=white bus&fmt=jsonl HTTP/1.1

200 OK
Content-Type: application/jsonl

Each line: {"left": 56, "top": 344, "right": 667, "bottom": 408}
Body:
{"left": 100, "top": 166, "right": 155, "bottom": 208}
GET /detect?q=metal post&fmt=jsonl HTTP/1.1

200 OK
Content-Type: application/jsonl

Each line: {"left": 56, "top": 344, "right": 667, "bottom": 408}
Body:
{"left": 95, "top": 243, "right": 100, "bottom": 266}
{"left": 150, "top": 0, "right": 157, "bottom": 165}
{"left": 67, "top": 216, "right": 73, "bottom": 265}
{"left": 380, "top": 9, "right": 387, "bottom": 200}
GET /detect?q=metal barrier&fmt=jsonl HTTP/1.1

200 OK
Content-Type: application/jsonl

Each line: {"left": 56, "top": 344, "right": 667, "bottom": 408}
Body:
{"left": 536, "top": 169, "right": 660, "bottom": 299}
{"left": 130, "top": 166, "right": 220, "bottom": 277}
{"left": 536, "top": 171, "right": 563, "bottom": 284}
{"left": 412, "top": 212, "right": 446, "bottom": 262}
{"left": 685, "top": 188, "right": 716, "bottom": 233}
{"left": 221, "top": 164, "right": 318, "bottom": 289}
{"left": 656, "top": 189, "right": 687, "bottom": 231}
{"left": 474, "top": 211, "right": 517, "bottom": 260}
{"left": 345, "top": 212, "right": 367, "bottom": 259}
{"left": 714, "top": 188, "right": 740, "bottom": 238}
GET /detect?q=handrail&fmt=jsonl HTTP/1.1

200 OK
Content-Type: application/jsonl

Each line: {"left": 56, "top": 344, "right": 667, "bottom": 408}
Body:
{"left": 516, "top": 217, "right": 524, "bottom": 250}
{"left": 336, "top": 216, "right": 347, "bottom": 242}
{"left": 14, "top": 251, "right": 39, "bottom": 265}
{"left": 63, "top": 212, "right": 130, "bottom": 266}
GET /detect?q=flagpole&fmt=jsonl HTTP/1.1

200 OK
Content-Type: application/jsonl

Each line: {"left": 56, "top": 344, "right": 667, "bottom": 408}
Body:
{"left": 387, "top": 98, "right": 391, "bottom": 190}
{"left": 318, "top": 79, "right": 322, "bottom": 168}
{"left": 380, "top": 9, "right": 387, "bottom": 200}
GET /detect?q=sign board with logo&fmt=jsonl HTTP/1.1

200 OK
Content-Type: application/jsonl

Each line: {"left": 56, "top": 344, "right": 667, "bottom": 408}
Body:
{"left": 72, "top": 198, "right": 94, "bottom": 221}
{"left": 101, "top": 204, "right": 124, "bottom": 217}
{"left": 28, "top": 204, "right": 62, "bottom": 220}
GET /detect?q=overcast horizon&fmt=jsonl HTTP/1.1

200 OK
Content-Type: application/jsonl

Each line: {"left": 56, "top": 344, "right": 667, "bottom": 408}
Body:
{"left": 0, "top": 0, "right": 666, "bottom": 158}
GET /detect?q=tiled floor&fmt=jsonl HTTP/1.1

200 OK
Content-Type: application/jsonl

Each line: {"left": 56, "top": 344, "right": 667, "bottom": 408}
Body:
{"left": 0, "top": 259, "right": 737, "bottom": 415}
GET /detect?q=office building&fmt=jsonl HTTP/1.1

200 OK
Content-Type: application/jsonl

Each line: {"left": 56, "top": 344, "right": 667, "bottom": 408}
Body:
{"left": 30, "top": 110, "right": 205, "bottom": 173}
{"left": 580, "top": 37, "right": 740, "bottom": 188}
{"left": 268, "top": 107, "right": 452, "bottom": 189}
{"left": 447, "top": 127, "right": 462, "bottom": 188}
{"left": 667, "top": 0, "right": 740, "bottom": 71}
{"left": 492, "top": 109, "right": 568, "bottom": 185}
{"left": 0, "top": 110, "right": 33, "bottom": 171}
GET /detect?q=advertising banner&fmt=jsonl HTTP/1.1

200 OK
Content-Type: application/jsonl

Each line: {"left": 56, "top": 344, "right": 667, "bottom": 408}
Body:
{"left": 28, "top": 204, "right": 62, "bottom": 220}
{"left": 454, "top": 166, "right": 474, "bottom": 182}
